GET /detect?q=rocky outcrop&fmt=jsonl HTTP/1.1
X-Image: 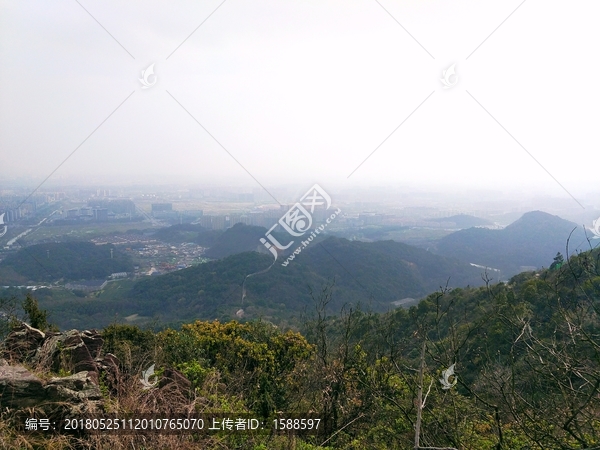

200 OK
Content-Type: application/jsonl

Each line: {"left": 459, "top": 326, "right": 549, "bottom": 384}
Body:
{"left": 3, "top": 326, "right": 104, "bottom": 380}
{"left": 95, "top": 353, "right": 121, "bottom": 395}
{"left": 0, "top": 364, "right": 46, "bottom": 408}
{"left": 0, "top": 364, "right": 102, "bottom": 409}
{"left": 60, "top": 330, "right": 99, "bottom": 383}
{"left": 1, "top": 322, "right": 45, "bottom": 362}
{"left": 0, "top": 323, "right": 111, "bottom": 411}
{"left": 0, "top": 321, "right": 191, "bottom": 414}
{"left": 45, "top": 371, "right": 102, "bottom": 402}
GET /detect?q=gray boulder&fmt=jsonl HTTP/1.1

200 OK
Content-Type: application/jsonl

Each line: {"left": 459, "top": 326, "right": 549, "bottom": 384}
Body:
{"left": 0, "top": 364, "right": 46, "bottom": 408}
{"left": 1, "top": 323, "right": 45, "bottom": 362}
{"left": 45, "top": 371, "right": 102, "bottom": 402}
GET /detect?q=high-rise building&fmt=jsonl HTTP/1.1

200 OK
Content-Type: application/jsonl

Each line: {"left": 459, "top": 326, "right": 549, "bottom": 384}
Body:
{"left": 199, "top": 216, "right": 212, "bottom": 229}
{"left": 212, "top": 215, "right": 226, "bottom": 230}
{"left": 93, "top": 208, "right": 108, "bottom": 221}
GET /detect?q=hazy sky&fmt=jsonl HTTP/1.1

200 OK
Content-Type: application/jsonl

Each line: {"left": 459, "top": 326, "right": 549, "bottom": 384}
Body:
{"left": 1, "top": 1, "right": 599, "bottom": 206}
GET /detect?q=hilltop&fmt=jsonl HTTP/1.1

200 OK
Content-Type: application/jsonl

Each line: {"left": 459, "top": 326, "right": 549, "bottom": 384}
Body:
{"left": 433, "top": 210, "right": 590, "bottom": 276}
{"left": 151, "top": 223, "right": 222, "bottom": 247}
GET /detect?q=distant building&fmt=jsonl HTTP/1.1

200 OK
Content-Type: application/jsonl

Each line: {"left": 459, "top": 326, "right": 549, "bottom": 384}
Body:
{"left": 248, "top": 211, "right": 268, "bottom": 227}
{"left": 67, "top": 208, "right": 79, "bottom": 218}
{"left": 96, "top": 189, "right": 112, "bottom": 197}
{"left": 199, "top": 216, "right": 212, "bottom": 229}
{"left": 152, "top": 203, "right": 172, "bottom": 213}
{"left": 93, "top": 208, "right": 108, "bottom": 221}
{"left": 227, "top": 215, "right": 248, "bottom": 227}
{"left": 4, "top": 209, "right": 21, "bottom": 222}
{"left": 109, "top": 272, "right": 128, "bottom": 279}
{"left": 212, "top": 215, "right": 226, "bottom": 230}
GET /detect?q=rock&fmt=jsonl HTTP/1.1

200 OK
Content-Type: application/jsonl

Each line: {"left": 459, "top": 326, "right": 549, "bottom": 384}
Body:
{"left": 0, "top": 364, "right": 46, "bottom": 408}
{"left": 3, "top": 327, "right": 110, "bottom": 388}
{"left": 0, "top": 326, "right": 114, "bottom": 413}
{"left": 81, "top": 330, "right": 103, "bottom": 359}
{"left": 32, "top": 333, "right": 62, "bottom": 372}
{"left": 1, "top": 364, "right": 103, "bottom": 409}
{"left": 45, "top": 371, "right": 102, "bottom": 402}
{"left": 95, "top": 353, "right": 121, "bottom": 395}
{"left": 61, "top": 331, "right": 98, "bottom": 377}
{"left": 1, "top": 322, "right": 45, "bottom": 362}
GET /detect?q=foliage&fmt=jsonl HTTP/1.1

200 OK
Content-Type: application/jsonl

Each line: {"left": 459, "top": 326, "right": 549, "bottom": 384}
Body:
{"left": 203, "top": 223, "right": 282, "bottom": 259}
{"left": 21, "top": 292, "right": 51, "bottom": 331}
{"left": 127, "top": 235, "right": 486, "bottom": 324}
{"left": 0, "top": 241, "right": 133, "bottom": 283}
{"left": 102, "top": 323, "right": 157, "bottom": 371}
{"left": 2, "top": 247, "right": 600, "bottom": 449}
{"left": 158, "top": 320, "right": 313, "bottom": 417}
{"left": 151, "top": 223, "right": 223, "bottom": 246}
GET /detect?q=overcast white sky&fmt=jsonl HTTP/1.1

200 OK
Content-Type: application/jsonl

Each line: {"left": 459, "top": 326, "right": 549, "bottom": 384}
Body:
{"left": 1, "top": 0, "right": 599, "bottom": 206}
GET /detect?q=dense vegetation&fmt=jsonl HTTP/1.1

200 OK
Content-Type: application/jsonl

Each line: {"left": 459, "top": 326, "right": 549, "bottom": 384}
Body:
{"left": 2, "top": 247, "right": 599, "bottom": 449}
{"left": 203, "top": 223, "right": 269, "bottom": 259}
{"left": 434, "top": 211, "right": 590, "bottom": 276}
{"left": 0, "top": 242, "right": 133, "bottom": 283}
{"left": 151, "top": 223, "right": 223, "bottom": 246}
{"left": 126, "top": 236, "right": 486, "bottom": 323}
{"left": 111, "top": 246, "right": 600, "bottom": 448}
{"left": 200, "top": 223, "right": 316, "bottom": 260}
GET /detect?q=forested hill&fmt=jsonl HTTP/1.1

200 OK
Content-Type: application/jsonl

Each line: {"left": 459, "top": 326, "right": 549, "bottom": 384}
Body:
{"left": 0, "top": 242, "right": 133, "bottom": 283}
{"left": 151, "top": 223, "right": 222, "bottom": 247}
{"left": 126, "top": 236, "right": 486, "bottom": 323}
{"left": 202, "top": 223, "right": 302, "bottom": 260}
{"left": 3, "top": 247, "right": 599, "bottom": 449}
{"left": 203, "top": 223, "right": 269, "bottom": 259}
{"left": 433, "top": 210, "right": 589, "bottom": 276}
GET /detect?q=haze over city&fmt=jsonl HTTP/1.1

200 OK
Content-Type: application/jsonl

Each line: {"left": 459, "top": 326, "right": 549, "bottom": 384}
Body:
{"left": 1, "top": 0, "right": 598, "bottom": 205}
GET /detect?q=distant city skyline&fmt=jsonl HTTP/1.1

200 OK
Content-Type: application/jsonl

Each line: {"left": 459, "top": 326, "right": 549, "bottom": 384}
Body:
{"left": 1, "top": 0, "right": 599, "bottom": 211}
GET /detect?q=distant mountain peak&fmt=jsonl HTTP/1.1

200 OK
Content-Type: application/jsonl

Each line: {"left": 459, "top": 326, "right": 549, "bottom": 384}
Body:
{"left": 435, "top": 210, "right": 586, "bottom": 277}
{"left": 506, "top": 211, "right": 576, "bottom": 231}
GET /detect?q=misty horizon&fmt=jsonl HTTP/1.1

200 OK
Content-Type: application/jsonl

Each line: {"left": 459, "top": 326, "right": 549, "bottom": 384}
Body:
{"left": 1, "top": 0, "right": 599, "bottom": 213}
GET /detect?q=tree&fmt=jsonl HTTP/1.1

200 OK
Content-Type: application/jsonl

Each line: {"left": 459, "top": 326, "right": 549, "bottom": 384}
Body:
{"left": 22, "top": 293, "right": 50, "bottom": 331}
{"left": 550, "top": 252, "right": 564, "bottom": 270}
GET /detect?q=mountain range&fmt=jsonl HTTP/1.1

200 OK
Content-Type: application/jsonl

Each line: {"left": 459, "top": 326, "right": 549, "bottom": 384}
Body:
{"left": 126, "top": 235, "right": 486, "bottom": 324}
{"left": 432, "top": 211, "right": 591, "bottom": 276}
